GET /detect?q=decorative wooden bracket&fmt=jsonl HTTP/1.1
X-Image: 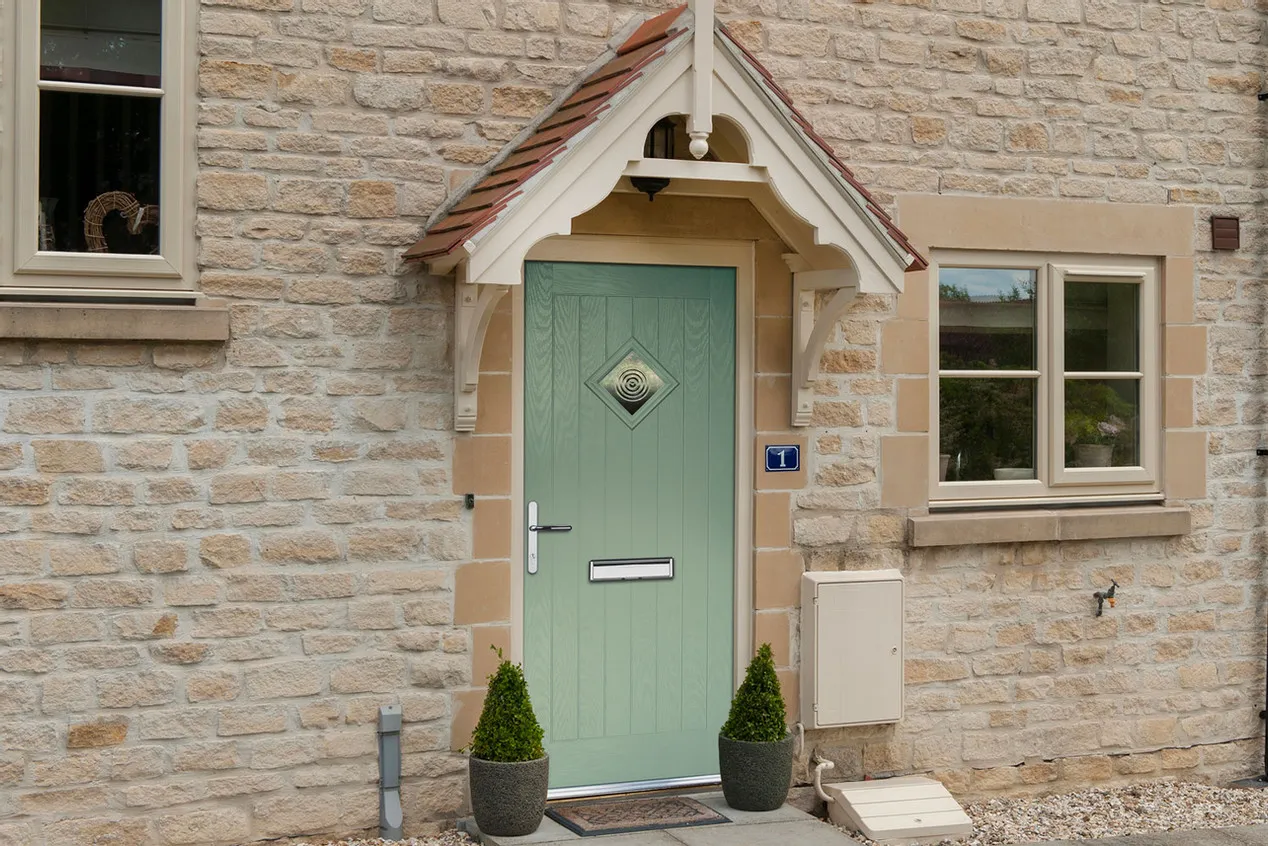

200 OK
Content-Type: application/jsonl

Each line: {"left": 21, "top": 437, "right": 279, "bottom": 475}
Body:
{"left": 788, "top": 256, "right": 858, "bottom": 427}
{"left": 454, "top": 281, "right": 510, "bottom": 432}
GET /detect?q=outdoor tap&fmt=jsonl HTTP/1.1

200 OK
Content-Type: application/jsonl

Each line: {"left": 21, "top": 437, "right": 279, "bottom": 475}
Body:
{"left": 1093, "top": 579, "right": 1119, "bottom": 617}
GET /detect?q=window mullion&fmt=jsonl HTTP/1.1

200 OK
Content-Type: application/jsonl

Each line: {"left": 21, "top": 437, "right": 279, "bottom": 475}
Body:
{"left": 1041, "top": 262, "right": 1055, "bottom": 488}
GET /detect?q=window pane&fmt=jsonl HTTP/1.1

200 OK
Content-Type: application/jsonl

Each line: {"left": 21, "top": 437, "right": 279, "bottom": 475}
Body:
{"left": 939, "top": 268, "right": 1037, "bottom": 371}
{"left": 1065, "top": 379, "right": 1139, "bottom": 468}
{"left": 41, "top": 0, "right": 162, "bottom": 87}
{"left": 38, "top": 90, "right": 161, "bottom": 255}
{"left": 939, "top": 378, "right": 1036, "bottom": 482}
{"left": 1064, "top": 280, "right": 1139, "bottom": 372}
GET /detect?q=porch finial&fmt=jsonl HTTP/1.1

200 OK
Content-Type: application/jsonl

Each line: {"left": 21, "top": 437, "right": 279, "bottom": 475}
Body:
{"left": 689, "top": 0, "right": 713, "bottom": 159}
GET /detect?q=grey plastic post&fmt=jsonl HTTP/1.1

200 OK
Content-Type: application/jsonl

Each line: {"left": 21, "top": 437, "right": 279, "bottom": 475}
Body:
{"left": 379, "top": 704, "right": 403, "bottom": 840}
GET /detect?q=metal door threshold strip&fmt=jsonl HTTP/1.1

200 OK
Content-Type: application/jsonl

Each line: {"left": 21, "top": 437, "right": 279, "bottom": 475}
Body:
{"left": 548, "top": 775, "right": 720, "bottom": 801}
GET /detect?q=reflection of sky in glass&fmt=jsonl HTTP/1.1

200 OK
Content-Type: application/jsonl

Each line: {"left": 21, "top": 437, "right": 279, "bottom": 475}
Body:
{"left": 941, "top": 267, "right": 1036, "bottom": 302}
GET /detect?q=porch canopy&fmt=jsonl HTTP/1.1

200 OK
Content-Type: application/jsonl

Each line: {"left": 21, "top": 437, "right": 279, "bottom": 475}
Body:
{"left": 405, "top": 2, "right": 926, "bottom": 431}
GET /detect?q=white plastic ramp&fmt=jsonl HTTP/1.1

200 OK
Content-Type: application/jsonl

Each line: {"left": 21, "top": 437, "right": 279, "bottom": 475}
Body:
{"left": 823, "top": 776, "right": 973, "bottom": 844}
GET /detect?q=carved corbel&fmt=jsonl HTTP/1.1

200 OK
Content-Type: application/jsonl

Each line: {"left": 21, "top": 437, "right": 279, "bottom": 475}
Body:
{"left": 787, "top": 256, "right": 858, "bottom": 427}
{"left": 454, "top": 280, "right": 510, "bottom": 432}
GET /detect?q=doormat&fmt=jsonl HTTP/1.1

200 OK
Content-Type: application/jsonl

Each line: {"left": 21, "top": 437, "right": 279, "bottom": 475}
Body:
{"left": 546, "top": 795, "right": 730, "bottom": 836}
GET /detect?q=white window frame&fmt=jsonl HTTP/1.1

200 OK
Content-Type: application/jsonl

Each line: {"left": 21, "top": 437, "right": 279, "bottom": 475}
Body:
{"left": 929, "top": 250, "right": 1160, "bottom": 505}
{"left": 3, "top": 0, "right": 195, "bottom": 292}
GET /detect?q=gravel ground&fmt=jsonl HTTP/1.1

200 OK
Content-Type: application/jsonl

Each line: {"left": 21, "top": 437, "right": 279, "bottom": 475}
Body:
{"left": 842, "top": 781, "right": 1268, "bottom": 845}
{"left": 277, "top": 834, "right": 475, "bottom": 846}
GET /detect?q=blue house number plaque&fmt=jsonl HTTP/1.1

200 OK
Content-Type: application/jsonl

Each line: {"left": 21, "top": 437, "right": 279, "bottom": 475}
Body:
{"left": 764, "top": 445, "right": 800, "bottom": 472}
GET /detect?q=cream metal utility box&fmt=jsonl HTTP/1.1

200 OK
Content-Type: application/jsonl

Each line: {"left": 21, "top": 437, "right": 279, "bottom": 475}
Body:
{"left": 801, "top": 569, "right": 904, "bottom": 729}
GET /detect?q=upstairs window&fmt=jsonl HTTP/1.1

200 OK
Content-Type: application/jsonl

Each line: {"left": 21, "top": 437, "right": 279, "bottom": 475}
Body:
{"left": 933, "top": 251, "right": 1159, "bottom": 504}
{"left": 5, "top": 0, "right": 192, "bottom": 291}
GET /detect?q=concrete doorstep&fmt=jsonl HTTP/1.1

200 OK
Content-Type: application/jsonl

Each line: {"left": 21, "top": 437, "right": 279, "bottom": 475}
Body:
{"left": 465, "top": 791, "right": 864, "bottom": 846}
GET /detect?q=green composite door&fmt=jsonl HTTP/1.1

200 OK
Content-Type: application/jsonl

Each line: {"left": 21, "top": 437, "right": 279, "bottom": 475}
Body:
{"left": 524, "top": 260, "right": 736, "bottom": 791}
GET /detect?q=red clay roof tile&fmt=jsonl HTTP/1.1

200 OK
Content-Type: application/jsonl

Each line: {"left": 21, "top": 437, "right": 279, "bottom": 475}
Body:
{"left": 406, "top": 9, "right": 925, "bottom": 273}
{"left": 402, "top": 18, "right": 688, "bottom": 262}
{"left": 617, "top": 6, "right": 688, "bottom": 56}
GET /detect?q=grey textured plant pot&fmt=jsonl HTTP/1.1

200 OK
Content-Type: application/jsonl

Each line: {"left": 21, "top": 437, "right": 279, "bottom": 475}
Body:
{"left": 718, "top": 733, "right": 795, "bottom": 812}
{"left": 469, "top": 755, "right": 549, "bottom": 838}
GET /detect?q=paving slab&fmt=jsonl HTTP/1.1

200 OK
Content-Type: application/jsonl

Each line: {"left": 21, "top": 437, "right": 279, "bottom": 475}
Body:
{"left": 473, "top": 791, "right": 863, "bottom": 846}
{"left": 473, "top": 815, "right": 581, "bottom": 844}
{"left": 1220, "top": 826, "right": 1268, "bottom": 846}
{"left": 691, "top": 793, "right": 813, "bottom": 825}
{"left": 670, "top": 819, "right": 861, "bottom": 846}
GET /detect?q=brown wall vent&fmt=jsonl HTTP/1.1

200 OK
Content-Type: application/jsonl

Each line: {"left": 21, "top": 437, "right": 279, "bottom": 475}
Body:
{"left": 1211, "top": 216, "right": 1239, "bottom": 251}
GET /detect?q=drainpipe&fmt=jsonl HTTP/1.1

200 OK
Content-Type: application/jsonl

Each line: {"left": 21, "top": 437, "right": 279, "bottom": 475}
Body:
{"left": 379, "top": 705, "right": 404, "bottom": 838}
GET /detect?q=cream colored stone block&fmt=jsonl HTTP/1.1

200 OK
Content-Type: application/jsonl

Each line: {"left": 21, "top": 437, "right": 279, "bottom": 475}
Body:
{"left": 754, "top": 492, "right": 791, "bottom": 548}
{"left": 776, "top": 669, "right": 798, "bottom": 726}
{"left": 452, "top": 436, "right": 511, "bottom": 496}
{"left": 480, "top": 305, "right": 513, "bottom": 372}
{"left": 896, "top": 378, "right": 929, "bottom": 433}
{"left": 897, "top": 269, "right": 930, "bottom": 320}
{"left": 756, "top": 316, "right": 792, "bottom": 375}
{"left": 880, "top": 434, "right": 928, "bottom": 507}
{"left": 472, "top": 498, "right": 511, "bottom": 560}
{"left": 450, "top": 688, "right": 485, "bottom": 752}
{"left": 755, "top": 375, "right": 791, "bottom": 433}
{"left": 1165, "top": 430, "right": 1207, "bottom": 499}
{"left": 1165, "top": 325, "right": 1207, "bottom": 376}
{"left": 1165, "top": 378, "right": 1194, "bottom": 429}
{"left": 755, "top": 243, "right": 793, "bottom": 318}
{"left": 471, "top": 626, "right": 511, "bottom": 684}
{"left": 754, "top": 611, "right": 791, "bottom": 667}
{"left": 1164, "top": 256, "right": 1195, "bottom": 325}
{"left": 897, "top": 195, "right": 1194, "bottom": 257}
{"left": 754, "top": 550, "right": 803, "bottom": 610}
{"left": 454, "top": 560, "right": 510, "bottom": 625}
{"left": 881, "top": 319, "right": 930, "bottom": 375}
{"left": 475, "top": 372, "right": 512, "bottom": 434}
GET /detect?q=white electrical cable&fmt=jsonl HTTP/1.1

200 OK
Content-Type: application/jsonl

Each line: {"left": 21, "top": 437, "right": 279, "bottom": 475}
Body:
{"left": 813, "top": 758, "right": 837, "bottom": 804}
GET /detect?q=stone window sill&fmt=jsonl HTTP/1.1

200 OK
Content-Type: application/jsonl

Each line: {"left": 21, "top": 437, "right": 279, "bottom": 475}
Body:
{"left": 0, "top": 300, "right": 229, "bottom": 342}
{"left": 908, "top": 504, "right": 1191, "bottom": 547}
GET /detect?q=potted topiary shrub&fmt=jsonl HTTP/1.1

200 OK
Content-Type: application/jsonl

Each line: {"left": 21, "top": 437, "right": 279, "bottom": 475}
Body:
{"left": 467, "top": 650, "right": 549, "bottom": 837}
{"left": 718, "top": 643, "right": 794, "bottom": 811}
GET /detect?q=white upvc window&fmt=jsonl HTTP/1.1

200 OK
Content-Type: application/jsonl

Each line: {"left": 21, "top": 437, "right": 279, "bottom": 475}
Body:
{"left": 930, "top": 250, "right": 1160, "bottom": 505}
{"left": 3, "top": 0, "right": 194, "bottom": 293}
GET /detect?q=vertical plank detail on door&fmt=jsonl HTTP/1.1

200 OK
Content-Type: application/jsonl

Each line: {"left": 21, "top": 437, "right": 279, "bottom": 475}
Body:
{"left": 525, "top": 261, "right": 735, "bottom": 790}
{"left": 576, "top": 294, "right": 608, "bottom": 740}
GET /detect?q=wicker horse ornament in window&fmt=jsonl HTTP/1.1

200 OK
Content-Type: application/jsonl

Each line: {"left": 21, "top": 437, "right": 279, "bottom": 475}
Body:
{"left": 83, "top": 191, "right": 159, "bottom": 253}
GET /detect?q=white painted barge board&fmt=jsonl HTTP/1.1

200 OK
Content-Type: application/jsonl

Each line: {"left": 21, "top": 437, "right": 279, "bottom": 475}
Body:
{"left": 824, "top": 776, "right": 973, "bottom": 844}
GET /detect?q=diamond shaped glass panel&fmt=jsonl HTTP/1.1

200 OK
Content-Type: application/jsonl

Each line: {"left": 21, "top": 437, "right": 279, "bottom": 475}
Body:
{"left": 600, "top": 352, "right": 663, "bottom": 415}
{"left": 585, "top": 341, "right": 678, "bottom": 429}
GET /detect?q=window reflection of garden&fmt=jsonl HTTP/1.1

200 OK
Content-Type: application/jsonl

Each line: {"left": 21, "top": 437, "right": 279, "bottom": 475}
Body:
{"left": 1063, "top": 282, "right": 1139, "bottom": 468}
{"left": 938, "top": 267, "right": 1037, "bottom": 481}
{"left": 940, "top": 378, "right": 1035, "bottom": 481}
{"left": 938, "top": 272, "right": 1035, "bottom": 371}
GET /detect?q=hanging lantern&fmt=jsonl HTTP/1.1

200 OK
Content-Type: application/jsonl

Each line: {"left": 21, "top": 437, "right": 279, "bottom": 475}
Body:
{"left": 644, "top": 117, "right": 676, "bottom": 159}
{"left": 631, "top": 118, "right": 676, "bottom": 202}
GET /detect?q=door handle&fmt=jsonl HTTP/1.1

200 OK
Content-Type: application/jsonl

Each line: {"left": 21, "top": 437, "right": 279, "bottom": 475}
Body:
{"left": 526, "top": 501, "right": 570, "bottom": 575}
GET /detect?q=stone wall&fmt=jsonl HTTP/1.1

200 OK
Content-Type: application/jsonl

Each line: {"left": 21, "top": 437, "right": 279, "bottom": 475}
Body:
{"left": 0, "top": 0, "right": 1263, "bottom": 843}
{"left": 754, "top": 0, "right": 1266, "bottom": 795}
